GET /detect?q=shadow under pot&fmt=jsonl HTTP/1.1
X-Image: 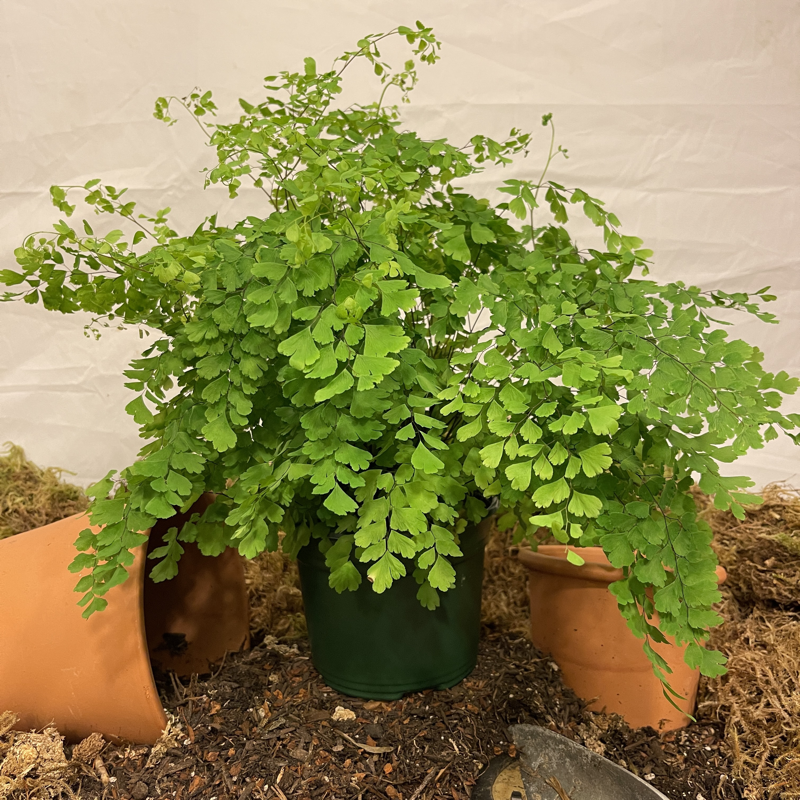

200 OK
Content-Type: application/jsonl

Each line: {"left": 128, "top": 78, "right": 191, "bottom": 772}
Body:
{"left": 297, "top": 516, "right": 494, "bottom": 700}
{"left": 0, "top": 494, "right": 249, "bottom": 744}
{"left": 516, "top": 544, "right": 726, "bottom": 731}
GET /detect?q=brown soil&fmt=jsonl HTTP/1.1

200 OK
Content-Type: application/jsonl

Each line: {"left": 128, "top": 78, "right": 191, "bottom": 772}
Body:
{"left": 22, "top": 633, "right": 732, "bottom": 800}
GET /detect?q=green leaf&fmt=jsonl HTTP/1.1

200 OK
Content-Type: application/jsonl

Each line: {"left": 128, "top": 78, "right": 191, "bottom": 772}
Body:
{"left": 202, "top": 413, "right": 237, "bottom": 452}
{"left": 685, "top": 643, "right": 727, "bottom": 678}
{"left": 90, "top": 498, "right": 126, "bottom": 526}
{"left": 565, "top": 455, "right": 581, "bottom": 479}
{"left": 0, "top": 270, "right": 26, "bottom": 286}
{"left": 413, "top": 267, "right": 451, "bottom": 290}
{"left": 69, "top": 552, "right": 96, "bottom": 574}
{"left": 562, "top": 412, "right": 586, "bottom": 435}
{"left": 586, "top": 404, "right": 622, "bottom": 435}
{"left": 391, "top": 506, "right": 428, "bottom": 535}
{"left": 251, "top": 260, "right": 287, "bottom": 280}
{"left": 601, "top": 532, "right": 635, "bottom": 567}
{"left": 129, "top": 449, "right": 170, "bottom": 478}
{"left": 532, "top": 453, "right": 553, "bottom": 480}
{"left": 324, "top": 483, "right": 358, "bottom": 516}
{"left": 451, "top": 278, "right": 480, "bottom": 316}
{"left": 234, "top": 518, "right": 269, "bottom": 559}
{"left": 247, "top": 297, "right": 279, "bottom": 328}
{"left": 171, "top": 451, "right": 204, "bottom": 473}
{"left": 278, "top": 326, "right": 320, "bottom": 370}
{"left": 520, "top": 419, "right": 542, "bottom": 442}
{"left": 396, "top": 423, "right": 415, "bottom": 441}
{"left": 499, "top": 382, "right": 528, "bottom": 414}
{"left": 578, "top": 443, "right": 612, "bottom": 477}
{"left": 625, "top": 501, "right": 651, "bottom": 519}
{"left": 81, "top": 597, "right": 108, "bottom": 618}
{"left": 479, "top": 440, "right": 505, "bottom": 469}
{"left": 148, "top": 528, "right": 183, "bottom": 581}
{"left": 379, "top": 280, "right": 418, "bottom": 315}
{"left": 329, "top": 562, "right": 361, "bottom": 593}
{"left": 368, "top": 552, "right": 406, "bottom": 593}
{"left": 166, "top": 470, "right": 193, "bottom": 495}
{"left": 442, "top": 233, "right": 471, "bottom": 263}
{"left": 567, "top": 491, "right": 604, "bottom": 518}
{"left": 456, "top": 416, "right": 483, "bottom": 441}
{"left": 532, "top": 478, "right": 570, "bottom": 507}
{"left": 411, "top": 443, "right": 445, "bottom": 474}
{"left": 335, "top": 443, "right": 372, "bottom": 471}
{"left": 352, "top": 355, "right": 399, "bottom": 389}
{"left": 561, "top": 362, "right": 583, "bottom": 388}
{"left": 566, "top": 549, "right": 585, "bottom": 566}
{"left": 306, "top": 343, "right": 337, "bottom": 379}
{"left": 363, "top": 325, "right": 410, "bottom": 357}
{"left": 314, "top": 369, "right": 354, "bottom": 402}
{"left": 145, "top": 493, "right": 177, "bottom": 519}
{"left": 542, "top": 327, "right": 563, "bottom": 355}
{"left": 388, "top": 531, "right": 417, "bottom": 558}
{"left": 428, "top": 555, "right": 456, "bottom": 590}
{"left": 539, "top": 304, "right": 556, "bottom": 324}
{"left": 324, "top": 534, "right": 354, "bottom": 570}
{"left": 432, "top": 526, "right": 462, "bottom": 557}
{"left": 505, "top": 460, "right": 532, "bottom": 491}
{"left": 470, "top": 222, "right": 495, "bottom": 244}
{"left": 509, "top": 197, "right": 527, "bottom": 219}
{"left": 197, "top": 353, "right": 230, "bottom": 379}
{"left": 535, "top": 401, "right": 557, "bottom": 418}
{"left": 417, "top": 580, "right": 440, "bottom": 610}
{"left": 125, "top": 396, "right": 154, "bottom": 425}
{"left": 548, "top": 442, "right": 568, "bottom": 465}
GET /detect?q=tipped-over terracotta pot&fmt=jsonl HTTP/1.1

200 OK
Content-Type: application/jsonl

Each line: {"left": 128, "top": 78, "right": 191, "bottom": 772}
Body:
{"left": 517, "top": 545, "right": 726, "bottom": 731}
{"left": 0, "top": 495, "right": 249, "bottom": 744}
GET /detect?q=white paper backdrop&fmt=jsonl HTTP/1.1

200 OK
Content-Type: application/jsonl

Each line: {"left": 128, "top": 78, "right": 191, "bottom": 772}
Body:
{"left": 1, "top": 0, "right": 798, "bottom": 488}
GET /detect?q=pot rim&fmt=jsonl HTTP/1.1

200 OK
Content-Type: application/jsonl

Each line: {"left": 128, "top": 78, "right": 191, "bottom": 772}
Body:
{"left": 516, "top": 544, "right": 727, "bottom": 586}
{"left": 517, "top": 545, "right": 624, "bottom": 583}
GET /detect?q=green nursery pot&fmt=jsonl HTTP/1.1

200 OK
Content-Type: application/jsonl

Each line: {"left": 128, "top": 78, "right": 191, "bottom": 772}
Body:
{"left": 296, "top": 516, "right": 494, "bottom": 699}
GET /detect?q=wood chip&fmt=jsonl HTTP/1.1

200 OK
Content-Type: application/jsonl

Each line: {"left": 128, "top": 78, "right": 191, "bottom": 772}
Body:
{"left": 334, "top": 728, "right": 394, "bottom": 754}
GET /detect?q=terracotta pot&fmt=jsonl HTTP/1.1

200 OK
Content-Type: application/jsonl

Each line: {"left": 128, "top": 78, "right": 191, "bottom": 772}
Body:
{"left": 0, "top": 496, "right": 249, "bottom": 744}
{"left": 517, "top": 545, "right": 726, "bottom": 731}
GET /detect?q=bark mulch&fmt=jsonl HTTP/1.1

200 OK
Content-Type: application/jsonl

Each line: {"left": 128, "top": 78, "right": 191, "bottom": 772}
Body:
{"left": 60, "top": 632, "right": 738, "bottom": 800}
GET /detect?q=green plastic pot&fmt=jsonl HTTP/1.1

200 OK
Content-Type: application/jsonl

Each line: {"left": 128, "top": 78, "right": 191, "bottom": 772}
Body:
{"left": 296, "top": 516, "right": 494, "bottom": 699}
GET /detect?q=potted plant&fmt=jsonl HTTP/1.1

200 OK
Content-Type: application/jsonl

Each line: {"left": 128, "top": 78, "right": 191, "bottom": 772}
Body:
{"left": 3, "top": 23, "right": 798, "bottom": 705}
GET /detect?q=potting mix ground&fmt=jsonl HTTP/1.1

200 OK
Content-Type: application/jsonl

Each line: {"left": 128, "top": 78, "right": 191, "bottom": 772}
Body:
{"left": 0, "top": 445, "right": 798, "bottom": 800}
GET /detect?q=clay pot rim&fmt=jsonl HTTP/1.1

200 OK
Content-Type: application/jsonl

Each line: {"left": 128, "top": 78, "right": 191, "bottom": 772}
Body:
{"left": 516, "top": 544, "right": 727, "bottom": 586}
{"left": 516, "top": 544, "right": 624, "bottom": 583}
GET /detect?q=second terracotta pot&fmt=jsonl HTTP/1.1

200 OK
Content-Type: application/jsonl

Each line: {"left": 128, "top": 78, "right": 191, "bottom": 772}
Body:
{"left": 517, "top": 545, "right": 725, "bottom": 731}
{"left": 0, "top": 495, "right": 249, "bottom": 744}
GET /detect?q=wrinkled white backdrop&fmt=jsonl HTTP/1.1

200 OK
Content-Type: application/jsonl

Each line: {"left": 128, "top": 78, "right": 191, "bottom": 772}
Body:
{"left": 1, "top": 0, "right": 798, "bottom": 489}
